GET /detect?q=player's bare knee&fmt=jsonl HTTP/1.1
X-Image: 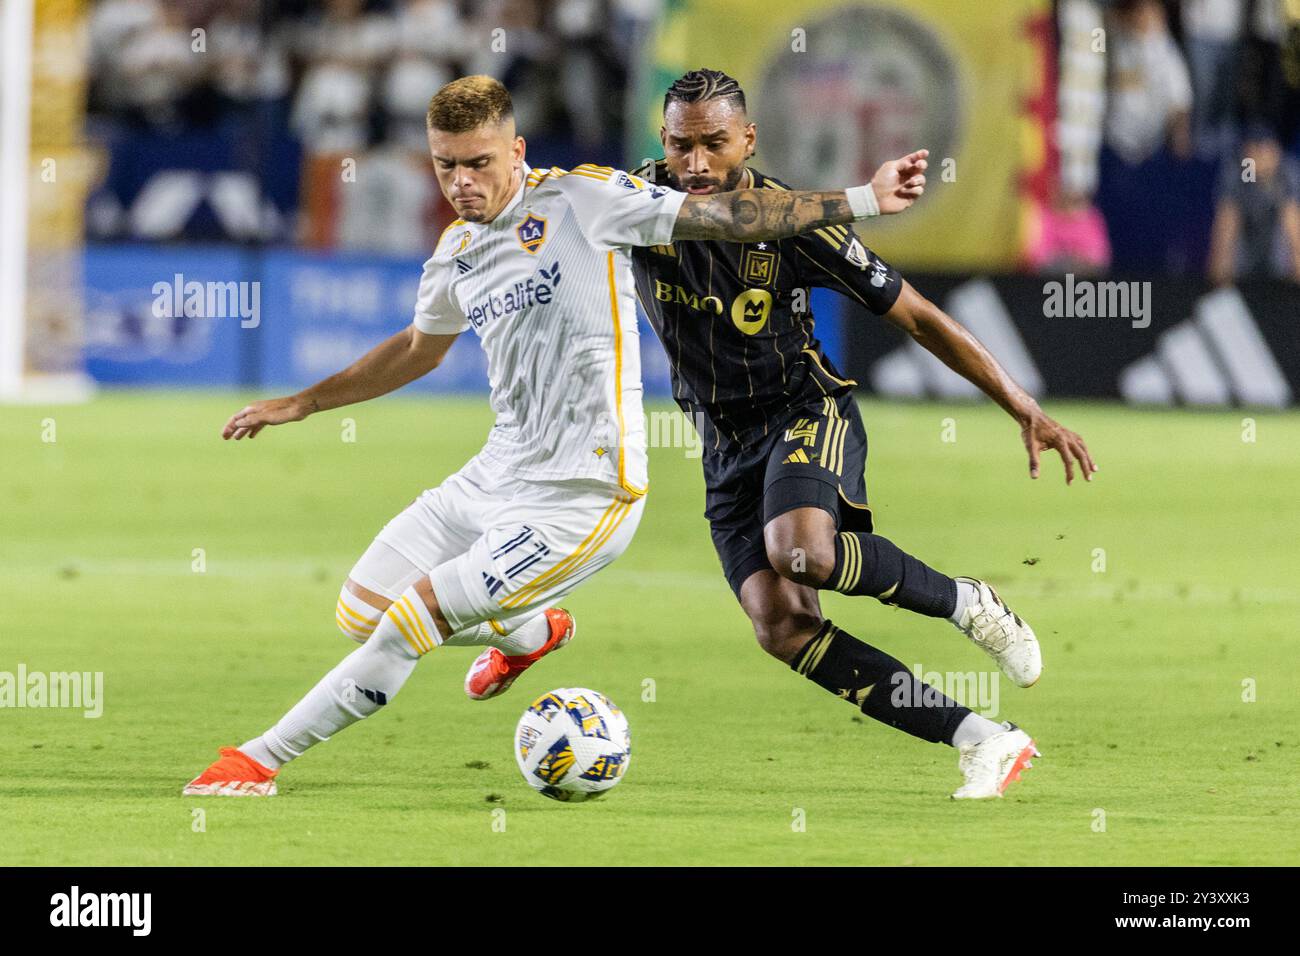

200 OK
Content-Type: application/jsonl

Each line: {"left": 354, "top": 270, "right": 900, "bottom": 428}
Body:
{"left": 336, "top": 580, "right": 388, "bottom": 644}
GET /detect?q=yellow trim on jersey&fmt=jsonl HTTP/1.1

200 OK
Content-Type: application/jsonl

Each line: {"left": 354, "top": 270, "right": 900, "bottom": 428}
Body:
{"left": 489, "top": 618, "right": 508, "bottom": 636}
{"left": 813, "top": 226, "right": 850, "bottom": 249}
{"left": 804, "top": 347, "right": 859, "bottom": 388}
{"left": 529, "top": 164, "right": 642, "bottom": 189}
{"left": 500, "top": 497, "right": 634, "bottom": 610}
{"left": 606, "top": 250, "right": 648, "bottom": 498}
{"left": 435, "top": 218, "right": 468, "bottom": 253}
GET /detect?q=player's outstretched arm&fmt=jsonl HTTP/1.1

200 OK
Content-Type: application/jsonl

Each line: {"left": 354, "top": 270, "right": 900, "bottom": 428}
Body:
{"left": 884, "top": 280, "right": 1098, "bottom": 485}
{"left": 671, "top": 149, "right": 928, "bottom": 242}
{"left": 222, "top": 327, "right": 458, "bottom": 440}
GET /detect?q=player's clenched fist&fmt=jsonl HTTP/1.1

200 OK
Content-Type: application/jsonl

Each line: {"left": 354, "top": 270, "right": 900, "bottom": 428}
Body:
{"left": 222, "top": 396, "right": 310, "bottom": 440}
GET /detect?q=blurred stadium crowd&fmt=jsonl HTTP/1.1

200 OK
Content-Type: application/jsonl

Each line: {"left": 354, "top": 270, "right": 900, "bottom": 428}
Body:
{"left": 83, "top": 0, "right": 1300, "bottom": 282}
{"left": 85, "top": 0, "right": 645, "bottom": 251}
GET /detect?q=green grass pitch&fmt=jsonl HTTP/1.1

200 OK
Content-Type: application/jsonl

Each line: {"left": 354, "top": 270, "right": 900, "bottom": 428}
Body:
{"left": 2, "top": 391, "right": 1297, "bottom": 866}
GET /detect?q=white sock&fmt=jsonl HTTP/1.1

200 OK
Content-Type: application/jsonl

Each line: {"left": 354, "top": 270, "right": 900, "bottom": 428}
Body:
{"left": 239, "top": 585, "right": 441, "bottom": 768}
{"left": 948, "top": 578, "right": 979, "bottom": 625}
{"left": 950, "top": 712, "right": 1005, "bottom": 749}
{"left": 441, "top": 621, "right": 496, "bottom": 647}
{"left": 490, "top": 614, "right": 550, "bottom": 656}
{"left": 441, "top": 613, "right": 549, "bottom": 656}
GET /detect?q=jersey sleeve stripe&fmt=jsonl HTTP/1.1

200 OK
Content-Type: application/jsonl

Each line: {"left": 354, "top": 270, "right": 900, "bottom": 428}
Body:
{"left": 434, "top": 218, "right": 467, "bottom": 252}
{"left": 605, "top": 250, "right": 648, "bottom": 497}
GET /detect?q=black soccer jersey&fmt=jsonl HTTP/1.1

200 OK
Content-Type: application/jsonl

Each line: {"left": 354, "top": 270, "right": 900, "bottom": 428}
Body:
{"left": 630, "top": 160, "right": 904, "bottom": 454}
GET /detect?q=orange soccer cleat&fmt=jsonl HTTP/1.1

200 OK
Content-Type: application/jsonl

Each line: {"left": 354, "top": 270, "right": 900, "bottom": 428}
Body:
{"left": 182, "top": 746, "right": 279, "bottom": 797}
{"left": 464, "top": 608, "right": 575, "bottom": 701}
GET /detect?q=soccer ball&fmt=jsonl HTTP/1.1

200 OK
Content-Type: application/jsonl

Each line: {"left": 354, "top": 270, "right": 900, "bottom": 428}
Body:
{"left": 514, "top": 687, "right": 631, "bottom": 802}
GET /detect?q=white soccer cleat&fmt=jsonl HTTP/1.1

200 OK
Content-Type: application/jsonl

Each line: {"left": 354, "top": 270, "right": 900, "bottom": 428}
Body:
{"left": 951, "top": 722, "right": 1040, "bottom": 800}
{"left": 954, "top": 577, "right": 1042, "bottom": 687}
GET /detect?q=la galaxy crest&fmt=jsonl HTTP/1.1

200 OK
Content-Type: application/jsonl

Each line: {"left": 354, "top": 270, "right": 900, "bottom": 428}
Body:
{"left": 516, "top": 213, "right": 547, "bottom": 254}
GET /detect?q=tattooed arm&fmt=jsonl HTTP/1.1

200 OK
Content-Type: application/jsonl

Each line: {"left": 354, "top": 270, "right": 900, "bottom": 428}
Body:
{"left": 673, "top": 190, "right": 857, "bottom": 242}
{"left": 671, "top": 149, "right": 929, "bottom": 242}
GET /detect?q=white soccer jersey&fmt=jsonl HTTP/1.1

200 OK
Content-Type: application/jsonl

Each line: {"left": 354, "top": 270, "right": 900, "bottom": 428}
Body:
{"left": 411, "top": 162, "right": 686, "bottom": 496}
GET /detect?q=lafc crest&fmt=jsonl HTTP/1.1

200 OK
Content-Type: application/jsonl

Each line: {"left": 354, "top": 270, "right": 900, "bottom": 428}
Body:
{"left": 741, "top": 247, "right": 777, "bottom": 286}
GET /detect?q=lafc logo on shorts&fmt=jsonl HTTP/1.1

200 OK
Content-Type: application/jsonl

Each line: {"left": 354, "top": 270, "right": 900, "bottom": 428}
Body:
{"left": 517, "top": 213, "right": 547, "bottom": 254}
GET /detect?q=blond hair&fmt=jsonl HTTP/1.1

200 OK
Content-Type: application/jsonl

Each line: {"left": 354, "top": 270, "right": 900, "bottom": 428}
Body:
{"left": 426, "top": 75, "right": 514, "bottom": 133}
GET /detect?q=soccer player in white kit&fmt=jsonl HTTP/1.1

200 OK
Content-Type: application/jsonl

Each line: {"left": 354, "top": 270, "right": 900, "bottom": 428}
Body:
{"left": 183, "top": 75, "right": 929, "bottom": 795}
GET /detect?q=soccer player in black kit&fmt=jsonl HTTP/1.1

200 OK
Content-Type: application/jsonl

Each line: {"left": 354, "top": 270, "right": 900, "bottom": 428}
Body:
{"left": 632, "top": 70, "right": 1098, "bottom": 799}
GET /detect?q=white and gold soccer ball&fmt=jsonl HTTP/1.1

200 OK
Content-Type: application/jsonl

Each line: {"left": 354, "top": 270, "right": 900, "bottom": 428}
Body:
{"left": 514, "top": 687, "right": 631, "bottom": 802}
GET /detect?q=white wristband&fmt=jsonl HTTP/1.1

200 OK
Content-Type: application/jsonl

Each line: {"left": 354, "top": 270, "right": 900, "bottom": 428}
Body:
{"left": 845, "top": 184, "right": 880, "bottom": 220}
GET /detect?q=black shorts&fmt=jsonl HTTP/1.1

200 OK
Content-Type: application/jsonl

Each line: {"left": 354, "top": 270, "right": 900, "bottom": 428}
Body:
{"left": 702, "top": 391, "right": 873, "bottom": 598}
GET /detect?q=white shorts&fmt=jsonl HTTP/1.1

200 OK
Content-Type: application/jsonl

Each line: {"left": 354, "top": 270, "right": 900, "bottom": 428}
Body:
{"left": 347, "top": 453, "right": 645, "bottom": 634}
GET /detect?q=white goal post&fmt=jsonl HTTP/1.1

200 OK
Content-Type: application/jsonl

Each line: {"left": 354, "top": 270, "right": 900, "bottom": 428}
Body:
{"left": 0, "top": 0, "right": 93, "bottom": 403}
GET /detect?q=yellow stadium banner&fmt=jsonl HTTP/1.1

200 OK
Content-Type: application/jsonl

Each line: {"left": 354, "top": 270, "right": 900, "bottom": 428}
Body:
{"left": 630, "top": 0, "right": 1051, "bottom": 271}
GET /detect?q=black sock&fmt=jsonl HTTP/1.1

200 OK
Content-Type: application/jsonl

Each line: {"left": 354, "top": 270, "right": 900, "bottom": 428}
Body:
{"left": 826, "top": 531, "right": 957, "bottom": 618}
{"left": 790, "top": 621, "right": 970, "bottom": 744}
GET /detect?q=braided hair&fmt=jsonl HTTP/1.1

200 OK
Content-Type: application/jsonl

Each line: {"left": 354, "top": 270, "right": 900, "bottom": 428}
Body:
{"left": 663, "top": 68, "right": 747, "bottom": 115}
